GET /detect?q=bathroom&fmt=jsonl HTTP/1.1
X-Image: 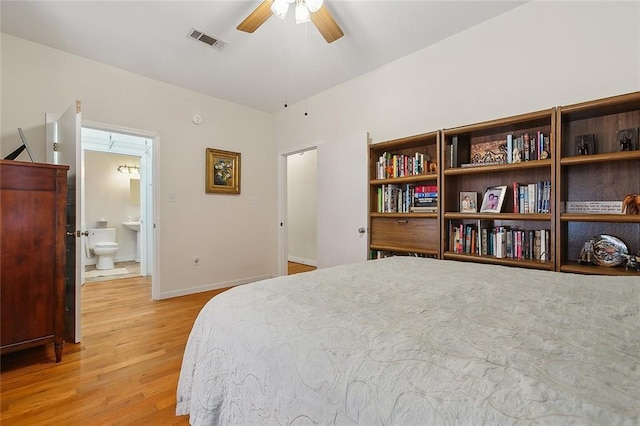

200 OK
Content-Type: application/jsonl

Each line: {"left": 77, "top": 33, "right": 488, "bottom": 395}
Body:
{"left": 84, "top": 150, "right": 142, "bottom": 282}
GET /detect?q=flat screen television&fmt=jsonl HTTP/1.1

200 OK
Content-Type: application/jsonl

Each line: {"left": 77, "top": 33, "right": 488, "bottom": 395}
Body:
{"left": 4, "top": 128, "right": 35, "bottom": 161}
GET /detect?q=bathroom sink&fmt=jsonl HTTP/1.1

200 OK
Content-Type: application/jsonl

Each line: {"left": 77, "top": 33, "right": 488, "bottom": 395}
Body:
{"left": 122, "top": 221, "right": 140, "bottom": 232}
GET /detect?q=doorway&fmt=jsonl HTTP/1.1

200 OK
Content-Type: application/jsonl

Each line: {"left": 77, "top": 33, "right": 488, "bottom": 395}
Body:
{"left": 277, "top": 132, "right": 369, "bottom": 276}
{"left": 83, "top": 150, "right": 142, "bottom": 283}
{"left": 81, "top": 126, "right": 154, "bottom": 288}
{"left": 286, "top": 148, "right": 318, "bottom": 270}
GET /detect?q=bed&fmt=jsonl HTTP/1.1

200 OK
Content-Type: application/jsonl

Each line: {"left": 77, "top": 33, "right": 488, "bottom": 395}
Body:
{"left": 176, "top": 257, "right": 640, "bottom": 425}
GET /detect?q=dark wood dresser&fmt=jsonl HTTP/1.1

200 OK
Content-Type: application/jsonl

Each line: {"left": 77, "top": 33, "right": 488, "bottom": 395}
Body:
{"left": 1, "top": 160, "right": 68, "bottom": 362}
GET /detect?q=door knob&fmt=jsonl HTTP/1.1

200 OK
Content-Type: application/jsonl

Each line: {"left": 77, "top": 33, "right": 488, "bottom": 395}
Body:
{"left": 67, "top": 230, "right": 89, "bottom": 238}
{"left": 358, "top": 227, "right": 366, "bottom": 234}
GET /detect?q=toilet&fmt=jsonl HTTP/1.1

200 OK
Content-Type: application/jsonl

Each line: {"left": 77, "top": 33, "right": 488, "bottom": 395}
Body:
{"left": 88, "top": 228, "right": 119, "bottom": 270}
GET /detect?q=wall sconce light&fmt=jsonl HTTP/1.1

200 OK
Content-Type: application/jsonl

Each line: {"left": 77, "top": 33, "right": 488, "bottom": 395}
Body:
{"left": 117, "top": 165, "right": 140, "bottom": 175}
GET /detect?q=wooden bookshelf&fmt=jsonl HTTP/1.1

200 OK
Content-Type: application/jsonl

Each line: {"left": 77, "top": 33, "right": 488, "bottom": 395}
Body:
{"left": 440, "top": 109, "right": 555, "bottom": 268}
{"left": 368, "top": 131, "right": 440, "bottom": 258}
{"left": 555, "top": 91, "right": 640, "bottom": 276}
{"left": 367, "top": 91, "right": 639, "bottom": 275}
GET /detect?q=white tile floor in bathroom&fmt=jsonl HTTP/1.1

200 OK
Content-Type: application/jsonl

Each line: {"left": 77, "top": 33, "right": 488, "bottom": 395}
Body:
{"left": 84, "top": 261, "right": 141, "bottom": 284}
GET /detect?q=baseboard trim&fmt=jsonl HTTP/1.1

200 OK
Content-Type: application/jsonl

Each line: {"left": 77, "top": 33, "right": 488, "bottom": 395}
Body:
{"left": 158, "top": 274, "right": 274, "bottom": 300}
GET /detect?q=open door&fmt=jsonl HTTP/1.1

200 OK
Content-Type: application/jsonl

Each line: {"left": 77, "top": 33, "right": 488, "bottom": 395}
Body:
{"left": 47, "top": 101, "right": 83, "bottom": 343}
{"left": 316, "top": 132, "right": 369, "bottom": 268}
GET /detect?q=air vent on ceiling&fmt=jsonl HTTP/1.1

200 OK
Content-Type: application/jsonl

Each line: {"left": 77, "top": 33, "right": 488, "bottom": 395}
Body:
{"left": 188, "top": 28, "right": 227, "bottom": 51}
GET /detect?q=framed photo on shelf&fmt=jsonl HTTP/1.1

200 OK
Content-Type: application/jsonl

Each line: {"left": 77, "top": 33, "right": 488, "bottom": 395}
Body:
{"left": 205, "top": 148, "right": 241, "bottom": 194}
{"left": 575, "top": 134, "right": 594, "bottom": 155}
{"left": 480, "top": 185, "right": 507, "bottom": 213}
{"left": 459, "top": 191, "right": 477, "bottom": 213}
{"left": 617, "top": 127, "right": 638, "bottom": 151}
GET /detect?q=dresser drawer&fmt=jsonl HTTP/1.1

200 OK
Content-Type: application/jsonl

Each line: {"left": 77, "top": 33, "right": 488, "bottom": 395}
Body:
{"left": 370, "top": 217, "right": 438, "bottom": 252}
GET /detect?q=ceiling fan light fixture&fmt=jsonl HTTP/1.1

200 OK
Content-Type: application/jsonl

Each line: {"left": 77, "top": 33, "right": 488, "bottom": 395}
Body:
{"left": 271, "top": 0, "right": 290, "bottom": 19}
{"left": 295, "top": 1, "right": 311, "bottom": 24}
{"left": 304, "top": 0, "right": 323, "bottom": 13}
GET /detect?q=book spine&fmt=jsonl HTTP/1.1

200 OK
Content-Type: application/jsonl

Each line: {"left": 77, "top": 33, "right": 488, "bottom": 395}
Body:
{"left": 451, "top": 137, "right": 458, "bottom": 168}
{"left": 528, "top": 183, "right": 536, "bottom": 214}
{"left": 530, "top": 132, "right": 536, "bottom": 161}
{"left": 415, "top": 185, "right": 438, "bottom": 193}
{"left": 537, "top": 181, "right": 543, "bottom": 213}
{"left": 506, "top": 134, "right": 513, "bottom": 164}
{"left": 481, "top": 228, "right": 488, "bottom": 256}
{"left": 544, "top": 135, "right": 551, "bottom": 158}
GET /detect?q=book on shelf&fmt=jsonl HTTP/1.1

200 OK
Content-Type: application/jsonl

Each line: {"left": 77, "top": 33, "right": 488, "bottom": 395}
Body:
{"left": 415, "top": 192, "right": 438, "bottom": 198}
{"left": 450, "top": 135, "right": 470, "bottom": 168}
{"left": 414, "top": 197, "right": 437, "bottom": 203}
{"left": 527, "top": 184, "right": 536, "bottom": 214}
{"left": 460, "top": 161, "right": 504, "bottom": 168}
{"left": 410, "top": 206, "right": 438, "bottom": 213}
{"left": 376, "top": 151, "right": 429, "bottom": 179}
{"left": 508, "top": 131, "right": 551, "bottom": 163}
{"left": 377, "top": 182, "right": 440, "bottom": 213}
{"left": 513, "top": 180, "right": 551, "bottom": 214}
{"left": 533, "top": 230, "right": 542, "bottom": 260}
{"left": 476, "top": 219, "right": 493, "bottom": 256}
{"left": 415, "top": 184, "right": 437, "bottom": 192}
{"left": 452, "top": 221, "right": 550, "bottom": 262}
{"left": 414, "top": 185, "right": 438, "bottom": 209}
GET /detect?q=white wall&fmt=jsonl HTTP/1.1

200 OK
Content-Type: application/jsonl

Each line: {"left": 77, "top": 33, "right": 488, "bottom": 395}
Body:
{"left": 1, "top": 33, "right": 277, "bottom": 298}
{"left": 84, "top": 151, "right": 139, "bottom": 264}
{"left": 2, "top": 1, "right": 639, "bottom": 297}
{"left": 287, "top": 149, "right": 317, "bottom": 266}
{"left": 274, "top": 1, "right": 640, "bottom": 152}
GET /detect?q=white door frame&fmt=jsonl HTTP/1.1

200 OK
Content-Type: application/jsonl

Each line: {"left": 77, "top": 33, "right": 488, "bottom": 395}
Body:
{"left": 47, "top": 114, "right": 161, "bottom": 301}
{"left": 277, "top": 143, "right": 319, "bottom": 277}
{"left": 82, "top": 120, "right": 161, "bottom": 300}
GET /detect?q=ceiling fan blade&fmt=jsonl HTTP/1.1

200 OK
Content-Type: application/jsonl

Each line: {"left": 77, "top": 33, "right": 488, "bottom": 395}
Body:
{"left": 237, "top": 0, "right": 273, "bottom": 33}
{"left": 310, "top": 4, "right": 344, "bottom": 43}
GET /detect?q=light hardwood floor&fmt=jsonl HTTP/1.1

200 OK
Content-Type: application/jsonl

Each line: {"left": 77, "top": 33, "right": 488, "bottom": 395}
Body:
{"left": 287, "top": 261, "right": 316, "bottom": 275}
{"left": 0, "top": 276, "right": 228, "bottom": 425}
{"left": 2, "top": 264, "right": 317, "bottom": 424}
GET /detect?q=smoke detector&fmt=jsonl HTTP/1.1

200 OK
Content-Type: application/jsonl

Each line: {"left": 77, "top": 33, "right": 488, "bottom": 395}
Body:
{"left": 187, "top": 28, "right": 227, "bottom": 51}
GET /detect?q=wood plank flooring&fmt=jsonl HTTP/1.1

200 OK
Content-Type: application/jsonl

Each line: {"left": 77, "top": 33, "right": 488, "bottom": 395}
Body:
{"left": 1, "top": 276, "right": 229, "bottom": 425}
{"left": 2, "top": 264, "right": 317, "bottom": 424}
{"left": 287, "top": 261, "right": 316, "bottom": 275}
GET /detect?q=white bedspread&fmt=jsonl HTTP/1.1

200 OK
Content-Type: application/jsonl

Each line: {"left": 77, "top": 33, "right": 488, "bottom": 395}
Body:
{"left": 177, "top": 257, "right": 640, "bottom": 425}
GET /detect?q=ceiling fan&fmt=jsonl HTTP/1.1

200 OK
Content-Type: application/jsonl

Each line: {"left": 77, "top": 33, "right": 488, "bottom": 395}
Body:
{"left": 237, "top": 0, "right": 344, "bottom": 44}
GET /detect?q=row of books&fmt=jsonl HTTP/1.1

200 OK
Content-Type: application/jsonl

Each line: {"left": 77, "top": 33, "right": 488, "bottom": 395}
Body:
{"left": 506, "top": 131, "right": 551, "bottom": 163}
{"left": 449, "top": 221, "right": 550, "bottom": 261}
{"left": 377, "top": 184, "right": 438, "bottom": 213}
{"left": 375, "top": 151, "right": 430, "bottom": 179}
{"left": 513, "top": 180, "right": 551, "bottom": 214}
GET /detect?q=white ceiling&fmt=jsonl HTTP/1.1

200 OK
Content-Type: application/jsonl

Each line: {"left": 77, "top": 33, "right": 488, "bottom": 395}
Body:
{"left": 1, "top": 1, "right": 525, "bottom": 113}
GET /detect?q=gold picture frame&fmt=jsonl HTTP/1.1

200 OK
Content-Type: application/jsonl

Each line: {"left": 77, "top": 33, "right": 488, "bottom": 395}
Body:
{"left": 205, "top": 148, "right": 241, "bottom": 194}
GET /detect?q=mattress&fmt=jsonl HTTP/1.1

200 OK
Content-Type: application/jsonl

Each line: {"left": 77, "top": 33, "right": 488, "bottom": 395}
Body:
{"left": 177, "top": 257, "right": 640, "bottom": 425}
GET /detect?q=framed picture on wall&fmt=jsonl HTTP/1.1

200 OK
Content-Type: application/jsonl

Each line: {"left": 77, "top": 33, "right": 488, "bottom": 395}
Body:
{"left": 206, "top": 148, "right": 241, "bottom": 194}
